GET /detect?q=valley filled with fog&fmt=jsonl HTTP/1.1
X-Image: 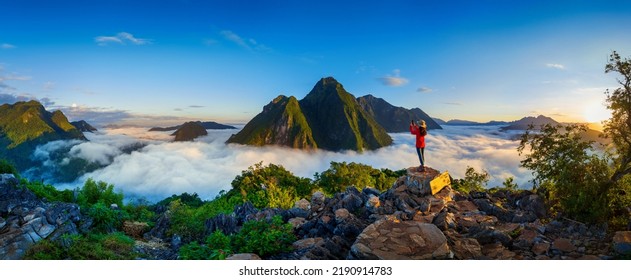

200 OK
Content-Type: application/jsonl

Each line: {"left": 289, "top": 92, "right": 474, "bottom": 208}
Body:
{"left": 30, "top": 125, "right": 532, "bottom": 202}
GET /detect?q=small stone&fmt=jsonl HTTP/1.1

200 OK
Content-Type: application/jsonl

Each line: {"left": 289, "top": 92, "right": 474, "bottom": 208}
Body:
{"left": 532, "top": 242, "right": 550, "bottom": 255}
{"left": 294, "top": 199, "right": 311, "bottom": 211}
{"left": 335, "top": 208, "right": 350, "bottom": 222}
{"left": 552, "top": 238, "right": 576, "bottom": 253}
{"left": 288, "top": 217, "right": 306, "bottom": 229}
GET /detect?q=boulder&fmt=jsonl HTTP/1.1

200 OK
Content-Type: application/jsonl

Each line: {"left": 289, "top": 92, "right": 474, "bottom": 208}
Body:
{"left": 433, "top": 212, "right": 456, "bottom": 231}
{"left": 349, "top": 219, "right": 451, "bottom": 260}
{"left": 294, "top": 199, "right": 311, "bottom": 211}
{"left": 481, "top": 242, "right": 516, "bottom": 260}
{"left": 292, "top": 237, "right": 324, "bottom": 250}
{"left": 451, "top": 238, "right": 483, "bottom": 259}
{"left": 205, "top": 213, "right": 238, "bottom": 235}
{"left": 612, "top": 231, "right": 631, "bottom": 255}
{"left": 288, "top": 217, "right": 306, "bottom": 229}
{"left": 531, "top": 242, "right": 550, "bottom": 255}
{"left": 552, "top": 238, "right": 576, "bottom": 253}
{"left": 517, "top": 194, "right": 546, "bottom": 218}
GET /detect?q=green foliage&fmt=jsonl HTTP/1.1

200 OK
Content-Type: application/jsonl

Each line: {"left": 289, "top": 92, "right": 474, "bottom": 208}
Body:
{"left": 167, "top": 193, "right": 238, "bottom": 241}
{"left": 604, "top": 51, "right": 631, "bottom": 184}
{"left": 230, "top": 162, "right": 313, "bottom": 209}
{"left": 178, "top": 241, "right": 214, "bottom": 260}
{"left": 315, "top": 161, "right": 401, "bottom": 194}
{"left": 452, "top": 166, "right": 489, "bottom": 194}
{"left": 156, "top": 192, "right": 204, "bottom": 208}
{"left": 25, "top": 232, "right": 136, "bottom": 260}
{"left": 123, "top": 202, "right": 156, "bottom": 225}
{"left": 232, "top": 215, "right": 296, "bottom": 258}
{"left": 518, "top": 124, "right": 612, "bottom": 222}
{"left": 19, "top": 179, "right": 74, "bottom": 203}
{"left": 88, "top": 202, "right": 128, "bottom": 233}
{"left": 76, "top": 178, "right": 123, "bottom": 208}
{"left": 0, "top": 158, "right": 19, "bottom": 177}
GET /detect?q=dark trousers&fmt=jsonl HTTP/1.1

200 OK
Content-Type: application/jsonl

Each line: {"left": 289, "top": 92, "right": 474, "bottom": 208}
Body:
{"left": 416, "top": 147, "right": 425, "bottom": 166}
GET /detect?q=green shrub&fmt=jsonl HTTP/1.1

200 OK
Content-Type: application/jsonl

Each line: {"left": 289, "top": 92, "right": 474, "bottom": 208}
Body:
{"left": 178, "top": 241, "right": 213, "bottom": 260}
{"left": 315, "top": 161, "right": 402, "bottom": 194}
{"left": 0, "top": 158, "right": 19, "bottom": 178}
{"left": 156, "top": 192, "right": 204, "bottom": 208}
{"left": 230, "top": 162, "right": 313, "bottom": 209}
{"left": 77, "top": 178, "right": 123, "bottom": 208}
{"left": 87, "top": 202, "right": 128, "bottom": 233}
{"left": 232, "top": 215, "right": 296, "bottom": 257}
{"left": 24, "top": 233, "right": 136, "bottom": 260}
{"left": 452, "top": 166, "right": 489, "bottom": 194}
{"left": 20, "top": 179, "right": 74, "bottom": 203}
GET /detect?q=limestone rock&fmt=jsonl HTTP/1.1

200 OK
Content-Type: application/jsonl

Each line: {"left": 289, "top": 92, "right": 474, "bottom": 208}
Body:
{"left": 532, "top": 242, "right": 550, "bottom": 255}
{"left": 451, "top": 238, "right": 482, "bottom": 259}
{"left": 350, "top": 219, "right": 451, "bottom": 260}
{"left": 294, "top": 199, "right": 311, "bottom": 211}
{"left": 293, "top": 237, "right": 324, "bottom": 250}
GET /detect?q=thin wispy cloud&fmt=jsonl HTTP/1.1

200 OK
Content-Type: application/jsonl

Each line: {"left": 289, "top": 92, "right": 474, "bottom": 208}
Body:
{"left": 220, "top": 30, "right": 271, "bottom": 52}
{"left": 377, "top": 69, "right": 409, "bottom": 87}
{"left": 545, "top": 63, "right": 565, "bottom": 70}
{"left": 95, "top": 32, "right": 152, "bottom": 46}
{"left": 43, "top": 81, "right": 55, "bottom": 91}
{"left": 417, "top": 86, "right": 433, "bottom": 93}
{"left": 1, "top": 43, "right": 16, "bottom": 49}
{"left": 189, "top": 105, "right": 205, "bottom": 108}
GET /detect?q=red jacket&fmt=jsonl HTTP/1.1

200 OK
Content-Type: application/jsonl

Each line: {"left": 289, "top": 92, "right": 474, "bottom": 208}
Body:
{"left": 410, "top": 124, "right": 427, "bottom": 148}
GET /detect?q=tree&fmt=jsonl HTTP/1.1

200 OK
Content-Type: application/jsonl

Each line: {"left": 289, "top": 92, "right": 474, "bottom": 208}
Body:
{"left": 604, "top": 51, "right": 631, "bottom": 184}
{"left": 517, "top": 124, "right": 610, "bottom": 221}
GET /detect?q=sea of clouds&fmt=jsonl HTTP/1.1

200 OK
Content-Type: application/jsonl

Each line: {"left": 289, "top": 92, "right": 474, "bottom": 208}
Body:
{"left": 33, "top": 125, "right": 533, "bottom": 202}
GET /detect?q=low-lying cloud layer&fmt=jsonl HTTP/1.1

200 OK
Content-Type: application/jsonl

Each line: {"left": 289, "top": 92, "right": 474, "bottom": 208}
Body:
{"left": 40, "top": 125, "right": 532, "bottom": 202}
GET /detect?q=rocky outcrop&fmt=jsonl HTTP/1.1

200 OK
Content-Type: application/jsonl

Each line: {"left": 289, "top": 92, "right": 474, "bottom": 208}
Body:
{"left": 349, "top": 218, "right": 450, "bottom": 259}
{"left": 0, "top": 174, "right": 84, "bottom": 260}
{"left": 613, "top": 231, "right": 631, "bottom": 255}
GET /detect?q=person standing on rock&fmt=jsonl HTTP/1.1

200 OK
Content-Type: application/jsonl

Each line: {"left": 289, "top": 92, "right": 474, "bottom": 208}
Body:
{"left": 410, "top": 120, "right": 427, "bottom": 172}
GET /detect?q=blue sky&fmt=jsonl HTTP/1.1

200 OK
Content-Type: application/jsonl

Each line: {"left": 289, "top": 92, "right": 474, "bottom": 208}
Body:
{"left": 1, "top": 0, "right": 631, "bottom": 125}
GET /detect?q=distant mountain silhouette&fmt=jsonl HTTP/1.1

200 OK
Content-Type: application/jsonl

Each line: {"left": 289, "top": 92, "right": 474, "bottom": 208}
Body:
{"left": 356, "top": 94, "right": 442, "bottom": 132}
{"left": 0, "top": 100, "right": 86, "bottom": 169}
{"left": 150, "top": 121, "right": 236, "bottom": 132}
{"left": 227, "top": 77, "right": 392, "bottom": 151}
{"left": 70, "top": 120, "right": 98, "bottom": 133}
{"left": 171, "top": 121, "right": 209, "bottom": 142}
{"left": 501, "top": 115, "right": 559, "bottom": 130}
{"left": 441, "top": 119, "right": 509, "bottom": 126}
{"left": 433, "top": 118, "right": 447, "bottom": 125}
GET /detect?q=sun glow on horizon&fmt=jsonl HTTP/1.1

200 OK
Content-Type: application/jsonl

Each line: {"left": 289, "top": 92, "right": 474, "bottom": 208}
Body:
{"left": 584, "top": 102, "right": 611, "bottom": 124}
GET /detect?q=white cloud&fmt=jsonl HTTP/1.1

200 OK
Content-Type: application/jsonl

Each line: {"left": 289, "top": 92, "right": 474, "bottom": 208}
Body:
{"left": 377, "top": 69, "right": 409, "bottom": 87}
{"left": 1, "top": 43, "right": 16, "bottom": 49}
{"left": 545, "top": 63, "right": 565, "bottom": 70}
{"left": 41, "top": 125, "right": 533, "bottom": 202}
{"left": 95, "top": 32, "right": 151, "bottom": 46}
{"left": 220, "top": 30, "right": 271, "bottom": 52}
{"left": 417, "top": 87, "right": 433, "bottom": 93}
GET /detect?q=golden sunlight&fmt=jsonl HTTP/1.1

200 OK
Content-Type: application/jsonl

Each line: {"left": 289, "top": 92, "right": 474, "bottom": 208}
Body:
{"left": 584, "top": 102, "right": 611, "bottom": 123}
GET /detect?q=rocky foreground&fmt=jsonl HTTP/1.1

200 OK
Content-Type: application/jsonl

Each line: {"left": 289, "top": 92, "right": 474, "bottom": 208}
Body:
{"left": 2, "top": 169, "right": 631, "bottom": 260}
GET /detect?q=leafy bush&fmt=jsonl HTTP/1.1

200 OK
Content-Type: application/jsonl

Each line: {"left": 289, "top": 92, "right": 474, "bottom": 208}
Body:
{"left": 167, "top": 192, "right": 239, "bottom": 242}
{"left": 452, "top": 166, "right": 489, "bottom": 194}
{"left": 156, "top": 192, "right": 204, "bottom": 208}
{"left": 88, "top": 202, "right": 128, "bottom": 233}
{"left": 315, "top": 161, "right": 403, "bottom": 194}
{"left": 19, "top": 179, "right": 74, "bottom": 203}
{"left": 230, "top": 162, "right": 313, "bottom": 209}
{"left": 76, "top": 178, "right": 123, "bottom": 208}
{"left": 178, "top": 241, "right": 213, "bottom": 260}
{"left": 232, "top": 215, "right": 296, "bottom": 257}
{"left": 0, "top": 158, "right": 19, "bottom": 178}
{"left": 25, "top": 233, "right": 137, "bottom": 260}
{"left": 518, "top": 124, "right": 611, "bottom": 222}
